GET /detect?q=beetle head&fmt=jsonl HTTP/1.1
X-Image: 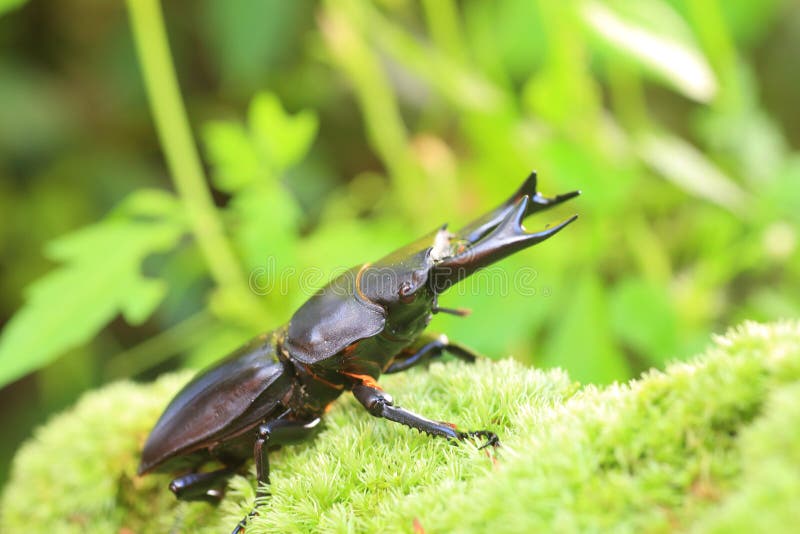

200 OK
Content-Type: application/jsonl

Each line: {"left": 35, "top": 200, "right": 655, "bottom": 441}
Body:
{"left": 359, "top": 174, "right": 579, "bottom": 316}
{"left": 429, "top": 195, "right": 577, "bottom": 293}
{"left": 358, "top": 231, "right": 441, "bottom": 318}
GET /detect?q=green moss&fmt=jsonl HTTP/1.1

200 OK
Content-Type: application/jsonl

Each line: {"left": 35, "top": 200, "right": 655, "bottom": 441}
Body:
{"left": 3, "top": 321, "right": 800, "bottom": 533}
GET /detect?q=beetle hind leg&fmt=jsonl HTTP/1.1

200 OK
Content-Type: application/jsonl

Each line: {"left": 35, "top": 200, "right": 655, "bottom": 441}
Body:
{"left": 169, "top": 463, "right": 240, "bottom": 503}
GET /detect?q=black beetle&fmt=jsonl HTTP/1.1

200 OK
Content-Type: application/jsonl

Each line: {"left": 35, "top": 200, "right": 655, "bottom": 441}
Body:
{"left": 138, "top": 173, "right": 579, "bottom": 532}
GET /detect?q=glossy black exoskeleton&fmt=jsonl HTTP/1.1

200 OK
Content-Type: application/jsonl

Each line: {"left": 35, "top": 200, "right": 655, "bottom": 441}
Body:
{"left": 138, "top": 173, "right": 579, "bottom": 532}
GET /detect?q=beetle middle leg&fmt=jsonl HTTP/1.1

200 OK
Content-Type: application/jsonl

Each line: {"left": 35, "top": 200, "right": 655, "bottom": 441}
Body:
{"left": 352, "top": 382, "right": 499, "bottom": 449}
{"left": 232, "top": 415, "right": 322, "bottom": 534}
{"left": 253, "top": 415, "right": 322, "bottom": 494}
{"left": 384, "top": 333, "right": 478, "bottom": 374}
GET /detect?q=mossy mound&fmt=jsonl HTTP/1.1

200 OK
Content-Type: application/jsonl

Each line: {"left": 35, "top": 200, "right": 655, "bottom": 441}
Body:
{"left": 2, "top": 321, "right": 799, "bottom": 533}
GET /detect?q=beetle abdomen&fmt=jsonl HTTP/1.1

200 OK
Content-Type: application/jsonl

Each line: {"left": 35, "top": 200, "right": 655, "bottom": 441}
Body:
{"left": 138, "top": 333, "right": 291, "bottom": 474}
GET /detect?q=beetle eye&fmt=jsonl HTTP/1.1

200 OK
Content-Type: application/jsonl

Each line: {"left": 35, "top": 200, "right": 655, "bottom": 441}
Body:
{"left": 399, "top": 281, "right": 415, "bottom": 303}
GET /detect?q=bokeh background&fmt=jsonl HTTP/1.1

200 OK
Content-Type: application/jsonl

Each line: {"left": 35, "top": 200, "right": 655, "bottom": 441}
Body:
{"left": 0, "top": 0, "right": 798, "bottom": 489}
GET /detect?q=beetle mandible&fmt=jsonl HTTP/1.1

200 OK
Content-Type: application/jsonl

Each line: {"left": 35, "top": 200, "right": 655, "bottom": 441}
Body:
{"left": 138, "top": 172, "right": 579, "bottom": 533}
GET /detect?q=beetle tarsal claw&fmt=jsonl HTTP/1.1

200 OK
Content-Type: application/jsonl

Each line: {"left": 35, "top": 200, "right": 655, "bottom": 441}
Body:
{"left": 457, "top": 430, "right": 500, "bottom": 449}
{"left": 231, "top": 509, "right": 258, "bottom": 534}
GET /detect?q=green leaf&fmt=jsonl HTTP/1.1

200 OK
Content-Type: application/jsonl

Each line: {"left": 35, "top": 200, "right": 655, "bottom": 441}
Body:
{"left": 112, "top": 188, "right": 185, "bottom": 222}
{"left": 203, "top": 121, "right": 261, "bottom": 193}
{"left": 581, "top": 0, "right": 717, "bottom": 102}
{"left": 204, "top": 92, "right": 319, "bottom": 194}
{"left": 248, "top": 92, "right": 319, "bottom": 172}
{"left": 0, "top": 0, "right": 26, "bottom": 17}
{"left": 203, "top": 92, "right": 314, "bottom": 283}
{"left": 0, "top": 214, "right": 184, "bottom": 388}
{"left": 121, "top": 279, "right": 168, "bottom": 325}
{"left": 696, "top": 107, "right": 788, "bottom": 185}
{"left": 230, "top": 182, "right": 300, "bottom": 272}
{"left": 637, "top": 131, "right": 747, "bottom": 212}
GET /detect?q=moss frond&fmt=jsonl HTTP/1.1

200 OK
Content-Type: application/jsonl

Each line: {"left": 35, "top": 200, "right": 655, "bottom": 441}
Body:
{"left": 2, "top": 321, "right": 799, "bottom": 533}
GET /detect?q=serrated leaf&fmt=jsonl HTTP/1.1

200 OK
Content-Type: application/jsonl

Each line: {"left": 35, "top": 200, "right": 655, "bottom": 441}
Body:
{"left": 248, "top": 92, "right": 318, "bottom": 172}
{"left": 122, "top": 279, "right": 168, "bottom": 325}
{"left": 112, "top": 188, "right": 184, "bottom": 221}
{"left": 230, "top": 182, "right": 300, "bottom": 272}
{"left": 43, "top": 216, "right": 180, "bottom": 264}
{"left": 203, "top": 121, "right": 261, "bottom": 193}
{"left": 581, "top": 0, "right": 717, "bottom": 102}
{"left": 203, "top": 93, "right": 318, "bottom": 197}
{"left": 203, "top": 93, "right": 311, "bottom": 284}
{"left": 0, "top": 217, "right": 183, "bottom": 388}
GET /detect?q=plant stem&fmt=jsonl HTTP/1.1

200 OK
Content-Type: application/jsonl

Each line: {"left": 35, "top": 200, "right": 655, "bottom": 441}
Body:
{"left": 125, "top": 0, "right": 249, "bottom": 296}
{"left": 684, "top": 0, "right": 743, "bottom": 111}
{"left": 606, "top": 62, "right": 648, "bottom": 134}
{"left": 104, "top": 312, "right": 213, "bottom": 380}
{"left": 421, "top": 0, "right": 466, "bottom": 64}
{"left": 320, "top": 0, "right": 427, "bottom": 218}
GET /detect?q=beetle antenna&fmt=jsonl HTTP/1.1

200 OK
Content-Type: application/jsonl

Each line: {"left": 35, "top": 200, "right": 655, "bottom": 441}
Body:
{"left": 432, "top": 306, "right": 472, "bottom": 317}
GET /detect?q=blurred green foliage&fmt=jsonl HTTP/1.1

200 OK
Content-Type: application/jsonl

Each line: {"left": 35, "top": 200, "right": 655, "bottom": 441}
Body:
{"left": 0, "top": 0, "right": 798, "bottom": 487}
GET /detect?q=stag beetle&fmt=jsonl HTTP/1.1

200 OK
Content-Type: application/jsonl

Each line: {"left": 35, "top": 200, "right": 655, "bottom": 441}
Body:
{"left": 138, "top": 173, "right": 579, "bottom": 532}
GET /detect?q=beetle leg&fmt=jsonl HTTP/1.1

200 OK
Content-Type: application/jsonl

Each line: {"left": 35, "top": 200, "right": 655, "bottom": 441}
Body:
{"left": 253, "top": 416, "right": 322, "bottom": 495}
{"left": 352, "top": 383, "right": 499, "bottom": 449}
{"left": 384, "top": 333, "right": 478, "bottom": 374}
{"left": 233, "top": 416, "right": 322, "bottom": 534}
{"left": 168, "top": 462, "right": 241, "bottom": 503}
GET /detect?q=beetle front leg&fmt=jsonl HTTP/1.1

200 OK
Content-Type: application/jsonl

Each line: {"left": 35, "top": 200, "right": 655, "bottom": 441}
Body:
{"left": 384, "top": 333, "right": 478, "bottom": 374}
{"left": 352, "top": 383, "right": 499, "bottom": 448}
